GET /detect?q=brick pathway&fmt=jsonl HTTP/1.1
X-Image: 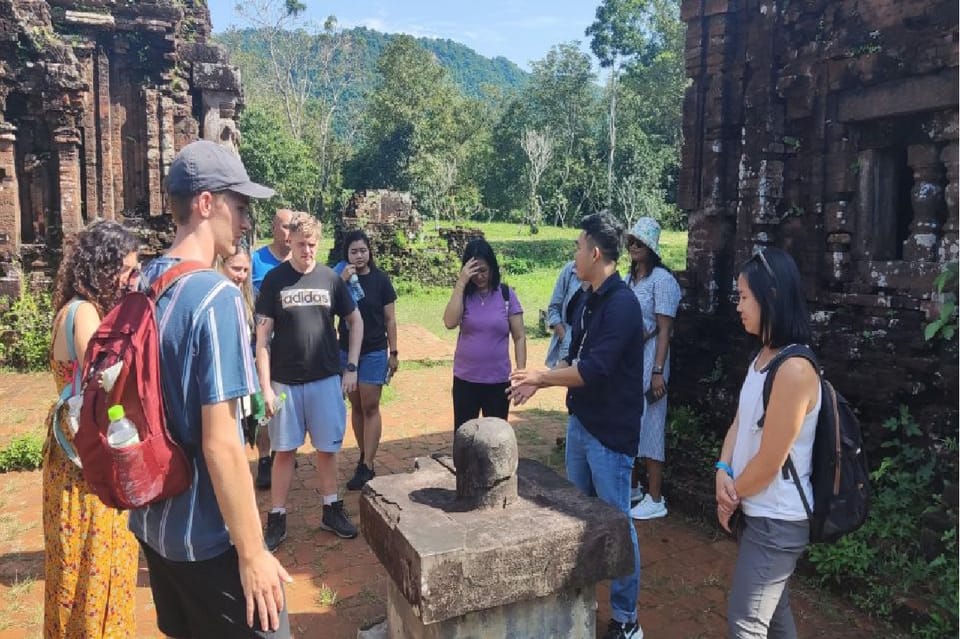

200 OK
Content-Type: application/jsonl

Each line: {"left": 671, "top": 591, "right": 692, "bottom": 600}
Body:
{"left": 0, "top": 327, "right": 893, "bottom": 638}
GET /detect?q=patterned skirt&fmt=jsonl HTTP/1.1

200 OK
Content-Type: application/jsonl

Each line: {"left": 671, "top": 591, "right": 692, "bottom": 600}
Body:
{"left": 42, "top": 420, "right": 139, "bottom": 639}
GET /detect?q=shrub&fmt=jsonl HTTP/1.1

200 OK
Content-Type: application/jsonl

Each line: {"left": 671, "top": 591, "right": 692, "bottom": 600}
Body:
{"left": 805, "top": 406, "right": 958, "bottom": 637}
{"left": 0, "top": 288, "right": 53, "bottom": 372}
{"left": 0, "top": 433, "right": 44, "bottom": 472}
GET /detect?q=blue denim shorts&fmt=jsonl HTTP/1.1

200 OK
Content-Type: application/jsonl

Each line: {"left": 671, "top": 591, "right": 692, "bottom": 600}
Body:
{"left": 340, "top": 349, "right": 389, "bottom": 386}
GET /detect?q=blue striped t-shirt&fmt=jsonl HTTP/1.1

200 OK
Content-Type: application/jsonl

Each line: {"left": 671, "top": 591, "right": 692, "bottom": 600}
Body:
{"left": 129, "top": 257, "right": 259, "bottom": 561}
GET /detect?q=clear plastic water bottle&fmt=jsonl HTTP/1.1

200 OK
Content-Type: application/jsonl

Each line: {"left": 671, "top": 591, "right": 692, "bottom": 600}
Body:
{"left": 106, "top": 404, "right": 140, "bottom": 448}
{"left": 274, "top": 391, "right": 288, "bottom": 413}
{"left": 348, "top": 273, "right": 365, "bottom": 302}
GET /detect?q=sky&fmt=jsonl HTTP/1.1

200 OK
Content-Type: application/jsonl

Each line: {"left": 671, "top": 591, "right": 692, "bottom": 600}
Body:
{"left": 205, "top": 1, "right": 601, "bottom": 71}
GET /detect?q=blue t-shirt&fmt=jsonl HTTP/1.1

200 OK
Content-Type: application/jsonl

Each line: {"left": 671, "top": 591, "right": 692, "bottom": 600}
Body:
{"left": 129, "top": 257, "right": 259, "bottom": 562}
{"left": 251, "top": 245, "right": 284, "bottom": 296}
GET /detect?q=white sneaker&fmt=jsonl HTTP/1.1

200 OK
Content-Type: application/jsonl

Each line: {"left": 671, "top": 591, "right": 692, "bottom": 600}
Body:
{"left": 630, "top": 494, "right": 667, "bottom": 520}
{"left": 630, "top": 484, "right": 646, "bottom": 504}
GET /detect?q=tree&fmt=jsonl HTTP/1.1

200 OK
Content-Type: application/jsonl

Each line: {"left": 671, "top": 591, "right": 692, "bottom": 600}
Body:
{"left": 348, "top": 36, "right": 473, "bottom": 221}
{"left": 232, "top": 0, "right": 312, "bottom": 139}
{"left": 587, "top": 0, "right": 687, "bottom": 228}
{"left": 228, "top": 4, "right": 362, "bottom": 215}
{"left": 238, "top": 105, "right": 320, "bottom": 231}
{"left": 521, "top": 129, "right": 554, "bottom": 232}
{"left": 588, "top": 0, "right": 639, "bottom": 208}
{"left": 525, "top": 43, "right": 598, "bottom": 226}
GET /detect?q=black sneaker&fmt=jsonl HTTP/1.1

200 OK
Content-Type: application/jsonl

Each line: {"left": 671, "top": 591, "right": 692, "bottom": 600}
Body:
{"left": 602, "top": 619, "right": 642, "bottom": 639}
{"left": 264, "top": 511, "right": 287, "bottom": 551}
{"left": 346, "top": 462, "right": 376, "bottom": 491}
{"left": 320, "top": 500, "right": 358, "bottom": 539}
{"left": 255, "top": 456, "right": 272, "bottom": 490}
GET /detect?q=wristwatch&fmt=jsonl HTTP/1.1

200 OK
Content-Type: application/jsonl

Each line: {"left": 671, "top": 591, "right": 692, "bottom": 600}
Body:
{"left": 652, "top": 365, "right": 664, "bottom": 375}
{"left": 345, "top": 362, "right": 358, "bottom": 373}
{"left": 389, "top": 350, "right": 399, "bottom": 356}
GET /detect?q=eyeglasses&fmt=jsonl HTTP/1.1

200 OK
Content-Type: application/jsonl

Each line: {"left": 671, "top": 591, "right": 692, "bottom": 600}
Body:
{"left": 753, "top": 248, "right": 776, "bottom": 281}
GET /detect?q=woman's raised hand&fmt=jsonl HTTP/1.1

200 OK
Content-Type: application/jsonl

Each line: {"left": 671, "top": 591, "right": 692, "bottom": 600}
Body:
{"left": 456, "top": 258, "right": 480, "bottom": 288}
{"left": 340, "top": 263, "right": 356, "bottom": 282}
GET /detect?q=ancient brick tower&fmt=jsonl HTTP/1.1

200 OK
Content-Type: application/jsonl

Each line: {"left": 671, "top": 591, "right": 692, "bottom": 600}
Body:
{"left": 0, "top": 0, "right": 242, "bottom": 295}
{"left": 674, "top": 1, "right": 958, "bottom": 435}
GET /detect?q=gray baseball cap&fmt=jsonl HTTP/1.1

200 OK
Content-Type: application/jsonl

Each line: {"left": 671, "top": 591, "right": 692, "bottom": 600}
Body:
{"left": 165, "top": 140, "right": 275, "bottom": 199}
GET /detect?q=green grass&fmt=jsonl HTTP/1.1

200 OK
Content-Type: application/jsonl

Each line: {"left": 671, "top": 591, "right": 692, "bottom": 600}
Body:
{"left": 397, "top": 222, "right": 687, "bottom": 338}
{"left": 256, "top": 221, "right": 688, "bottom": 339}
{"left": 437, "top": 220, "right": 581, "bottom": 242}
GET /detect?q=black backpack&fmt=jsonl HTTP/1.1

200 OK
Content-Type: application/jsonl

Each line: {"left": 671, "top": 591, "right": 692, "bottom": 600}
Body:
{"left": 759, "top": 344, "right": 871, "bottom": 543}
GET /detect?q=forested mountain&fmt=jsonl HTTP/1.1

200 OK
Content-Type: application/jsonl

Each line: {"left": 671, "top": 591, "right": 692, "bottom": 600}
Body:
{"left": 215, "top": 26, "right": 528, "bottom": 106}
{"left": 222, "top": 1, "right": 686, "bottom": 235}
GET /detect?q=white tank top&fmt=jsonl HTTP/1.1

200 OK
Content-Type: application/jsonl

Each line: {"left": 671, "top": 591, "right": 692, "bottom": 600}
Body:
{"left": 731, "top": 352, "right": 821, "bottom": 520}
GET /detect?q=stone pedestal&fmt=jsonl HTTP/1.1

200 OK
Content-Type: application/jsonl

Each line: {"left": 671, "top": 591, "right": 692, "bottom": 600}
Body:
{"left": 385, "top": 580, "right": 594, "bottom": 639}
{"left": 360, "top": 418, "right": 634, "bottom": 639}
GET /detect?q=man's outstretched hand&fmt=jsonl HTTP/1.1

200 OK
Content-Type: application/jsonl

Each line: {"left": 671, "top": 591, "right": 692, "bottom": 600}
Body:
{"left": 508, "top": 368, "right": 546, "bottom": 406}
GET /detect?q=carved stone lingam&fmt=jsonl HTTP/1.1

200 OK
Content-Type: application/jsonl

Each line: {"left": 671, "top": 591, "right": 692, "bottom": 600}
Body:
{"left": 359, "top": 417, "right": 634, "bottom": 639}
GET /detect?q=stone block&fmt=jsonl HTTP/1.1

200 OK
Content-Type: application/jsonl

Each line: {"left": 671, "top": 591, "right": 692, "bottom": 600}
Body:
{"left": 192, "top": 62, "right": 241, "bottom": 93}
{"left": 856, "top": 260, "right": 939, "bottom": 293}
{"left": 837, "top": 70, "right": 959, "bottom": 122}
{"left": 360, "top": 457, "right": 634, "bottom": 625}
{"left": 384, "top": 580, "right": 595, "bottom": 639}
{"left": 824, "top": 201, "right": 851, "bottom": 234}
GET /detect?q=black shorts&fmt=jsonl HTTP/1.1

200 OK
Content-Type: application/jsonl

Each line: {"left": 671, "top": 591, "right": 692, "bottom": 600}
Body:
{"left": 139, "top": 540, "right": 291, "bottom": 639}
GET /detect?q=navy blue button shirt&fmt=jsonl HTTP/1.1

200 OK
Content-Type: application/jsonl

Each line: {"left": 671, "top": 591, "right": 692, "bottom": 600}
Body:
{"left": 565, "top": 272, "right": 646, "bottom": 456}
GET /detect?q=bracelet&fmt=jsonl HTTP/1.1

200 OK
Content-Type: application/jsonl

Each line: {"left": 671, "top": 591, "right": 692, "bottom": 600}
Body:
{"left": 389, "top": 350, "right": 398, "bottom": 356}
{"left": 652, "top": 365, "right": 664, "bottom": 375}
{"left": 715, "top": 461, "right": 734, "bottom": 478}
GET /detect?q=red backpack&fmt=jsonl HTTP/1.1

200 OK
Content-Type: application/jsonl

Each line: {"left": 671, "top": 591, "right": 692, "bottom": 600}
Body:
{"left": 76, "top": 261, "right": 207, "bottom": 510}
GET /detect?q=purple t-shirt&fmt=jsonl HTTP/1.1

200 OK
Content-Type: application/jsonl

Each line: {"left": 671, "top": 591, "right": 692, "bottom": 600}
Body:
{"left": 453, "top": 286, "right": 523, "bottom": 384}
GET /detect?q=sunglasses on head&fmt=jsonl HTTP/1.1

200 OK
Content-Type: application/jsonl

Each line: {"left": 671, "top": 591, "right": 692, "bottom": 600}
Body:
{"left": 753, "top": 248, "right": 776, "bottom": 281}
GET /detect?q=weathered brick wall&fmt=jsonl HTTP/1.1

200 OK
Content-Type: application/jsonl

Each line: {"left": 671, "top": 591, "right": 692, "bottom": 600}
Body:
{"left": 0, "top": 0, "right": 242, "bottom": 295}
{"left": 675, "top": 0, "right": 958, "bottom": 454}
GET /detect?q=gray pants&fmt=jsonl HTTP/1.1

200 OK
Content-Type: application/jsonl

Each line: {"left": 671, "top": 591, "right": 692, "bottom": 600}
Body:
{"left": 727, "top": 515, "right": 809, "bottom": 638}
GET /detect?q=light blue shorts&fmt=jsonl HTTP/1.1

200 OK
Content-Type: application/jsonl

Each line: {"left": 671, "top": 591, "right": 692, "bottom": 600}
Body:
{"left": 269, "top": 376, "right": 346, "bottom": 453}
{"left": 339, "top": 349, "right": 389, "bottom": 386}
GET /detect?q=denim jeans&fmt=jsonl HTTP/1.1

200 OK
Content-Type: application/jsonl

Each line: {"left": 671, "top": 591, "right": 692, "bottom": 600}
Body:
{"left": 565, "top": 415, "right": 640, "bottom": 624}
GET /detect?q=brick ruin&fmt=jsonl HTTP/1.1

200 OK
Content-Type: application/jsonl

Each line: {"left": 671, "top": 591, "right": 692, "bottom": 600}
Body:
{"left": 329, "top": 189, "right": 485, "bottom": 286}
{"left": 674, "top": 0, "right": 958, "bottom": 466}
{"left": 0, "top": 0, "right": 242, "bottom": 295}
{"left": 328, "top": 189, "right": 422, "bottom": 265}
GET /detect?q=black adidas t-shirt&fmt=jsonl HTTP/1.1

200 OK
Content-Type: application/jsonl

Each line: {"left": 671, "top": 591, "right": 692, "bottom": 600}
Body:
{"left": 337, "top": 268, "right": 398, "bottom": 354}
{"left": 256, "top": 262, "right": 355, "bottom": 384}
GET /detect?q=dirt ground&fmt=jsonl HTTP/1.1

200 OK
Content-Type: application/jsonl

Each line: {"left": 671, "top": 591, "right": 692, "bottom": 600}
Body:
{"left": 0, "top": 324, "right": 890, "bottom": 638}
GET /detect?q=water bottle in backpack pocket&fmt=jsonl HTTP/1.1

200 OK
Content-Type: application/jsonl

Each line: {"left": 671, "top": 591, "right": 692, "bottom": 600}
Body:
{"left": 76, "top": 262, "right": 207, "bottom": 510}
{"left": 106, "top": 405, "right": 140, "bottom": 448}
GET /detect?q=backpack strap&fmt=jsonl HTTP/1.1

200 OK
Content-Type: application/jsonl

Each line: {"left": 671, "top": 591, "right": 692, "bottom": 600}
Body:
{"left": 51, "top": 299, "right": 86, "bottom": 468}
{"left": 758, "top": 344, "right": 819, "bottom": 427}
{"left": 500, "top": 283, "right": 511, "bottom": 323}
{"left": 757, "top": 343, "right": 820, "bottom": 520}
{"left": 148, "top": 260, "right": 210, "bottom": 301}
{"left": 63, "top": 300, "right": 82, "bottom": 365}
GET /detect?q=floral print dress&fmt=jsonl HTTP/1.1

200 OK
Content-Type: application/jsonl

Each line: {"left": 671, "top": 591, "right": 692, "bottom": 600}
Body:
{"left": 42, "top": 300, "right": 138, "bottom": 638}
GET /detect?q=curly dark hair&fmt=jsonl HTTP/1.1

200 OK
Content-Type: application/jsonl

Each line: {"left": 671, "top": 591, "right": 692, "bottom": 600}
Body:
{"left": 52, "top": 220, "right": 139, "bottom": 316}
